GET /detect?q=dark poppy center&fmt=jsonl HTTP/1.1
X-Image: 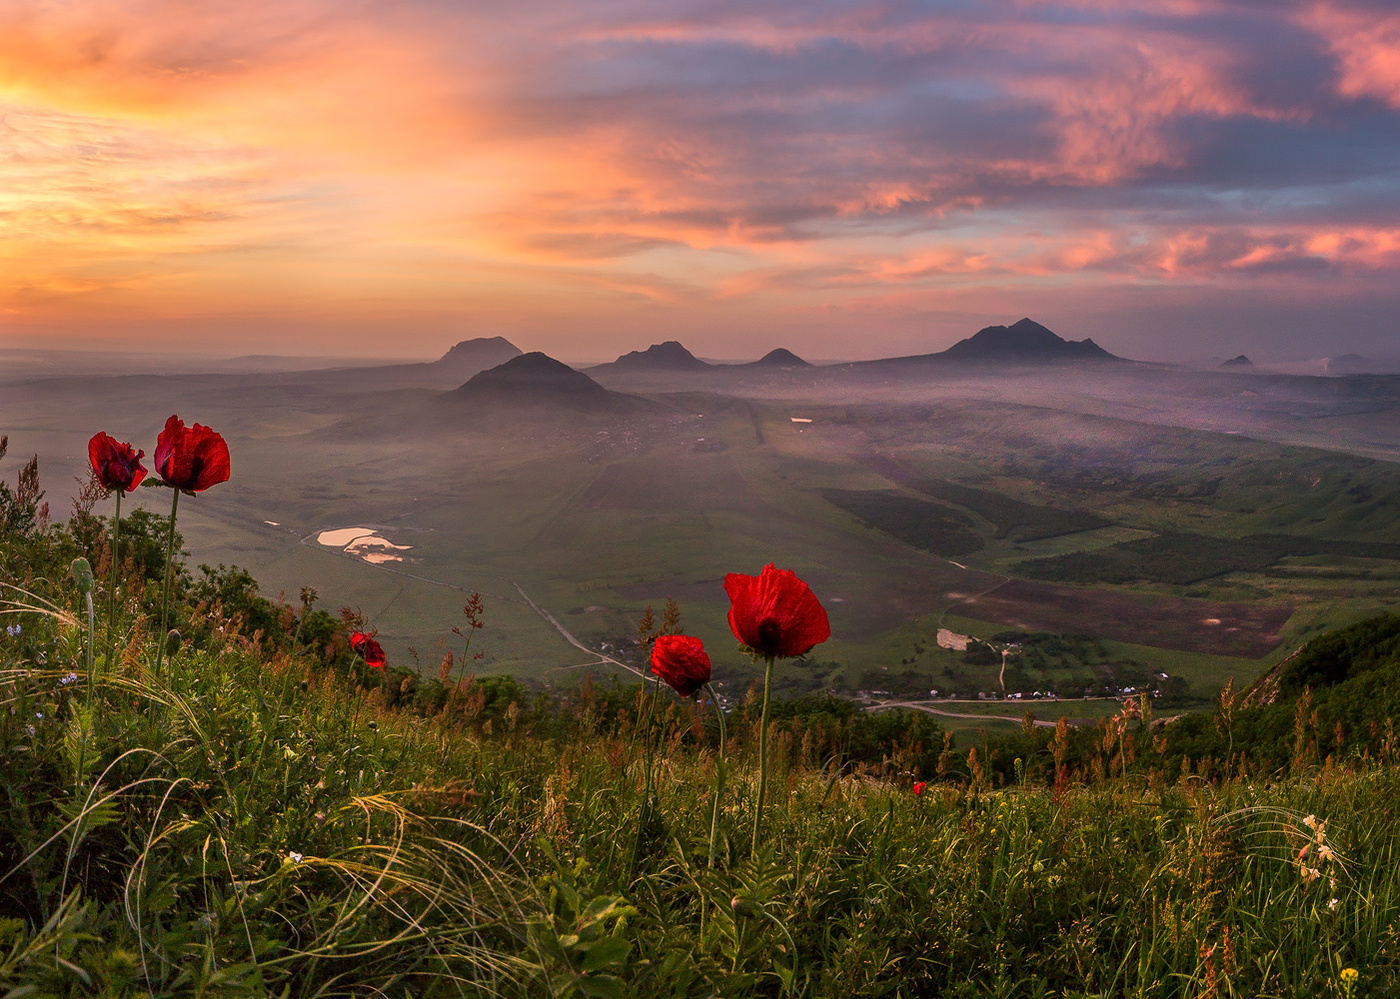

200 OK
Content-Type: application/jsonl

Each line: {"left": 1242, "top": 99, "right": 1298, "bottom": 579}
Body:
{"left": 757, "top": 618, "right": 782, "bottom": 655}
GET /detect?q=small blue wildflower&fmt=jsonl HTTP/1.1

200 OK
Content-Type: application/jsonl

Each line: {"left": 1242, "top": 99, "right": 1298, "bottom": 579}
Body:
{"left": 5, "top": 624, "right": 19, "bottom": 637}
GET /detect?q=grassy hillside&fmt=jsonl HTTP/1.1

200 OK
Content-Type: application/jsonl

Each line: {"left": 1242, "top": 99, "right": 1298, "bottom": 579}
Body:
{"left": 5, "top": 486, "right": 1400, "bottom": 995}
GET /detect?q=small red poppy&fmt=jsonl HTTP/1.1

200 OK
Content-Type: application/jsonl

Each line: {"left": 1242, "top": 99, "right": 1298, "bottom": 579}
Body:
{"left": 723, "top": 563, "right": 830, "bottom": 659}
{"left": 88, "top": 432, "right": 147, "bottom": 494}
{"left": 913, "top": 781, "right": 927, "bottom": 796}
{"left": 350, "top": 631, "right": 387, "bottom": 668}
{"left": 154, "top": 415, "right": 231, "bottom": 494}
{"left": 650, "top": 634, "right": 712, "bottom": 697}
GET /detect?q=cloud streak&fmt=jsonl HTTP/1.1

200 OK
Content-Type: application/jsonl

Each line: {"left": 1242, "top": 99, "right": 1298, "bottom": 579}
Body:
{"left": 2, "top": 0, "right": 1399, "bottom": 359}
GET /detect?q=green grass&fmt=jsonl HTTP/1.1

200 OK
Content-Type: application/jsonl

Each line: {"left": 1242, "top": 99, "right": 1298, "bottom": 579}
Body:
{"left": 5, "top": 507, "right": 1400, "bottom": 996}
{"left": 5, "top": 620, "right": 1400, "bottom": 996}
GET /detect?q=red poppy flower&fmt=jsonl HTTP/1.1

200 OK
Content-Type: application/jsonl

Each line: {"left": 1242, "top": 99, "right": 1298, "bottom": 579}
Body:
{"left": 723, "top": 563, "right": 831, "bottom": 658}
{"left": 88, "top": 432, "right": 147, "bottom": 494}
{"left": 154, "top": 415, "right": 230, "bottom": 494}
{"left": 913, "top": 781, "right": 927, "bottom": 797}
{"left": 650, "top": 634, "right": 712, "bottom": 697}
{"left": 350, "top": 631, "right": 387, "bottom": 668}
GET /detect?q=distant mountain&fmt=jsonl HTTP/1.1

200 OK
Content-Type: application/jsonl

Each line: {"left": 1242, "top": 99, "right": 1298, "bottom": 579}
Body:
{"left": 443, "top": 352, "right": 619, "bottom": 410}
{"left": 247, "top": 335, "right": 524, "bottom": 388}
{"left": 940, "top": 318, "right": 1116, "bottom": 361}
{"left": 594, "top": 341, "right": 711, "bottom": 372}
{"left": 1324, "top": 353, "right": 1400, "bottom": 376}
{"left": 433, "top": 336, "right": 522, "bottom": 376}
{"left": 1220, "top": 355, "right": 1254, "bottom": 368}
{"left": 744, "top": 348, "right": 811, "bottom": 369}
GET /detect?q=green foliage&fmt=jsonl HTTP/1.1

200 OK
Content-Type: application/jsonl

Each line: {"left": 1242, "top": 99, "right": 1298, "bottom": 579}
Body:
{"left": 910, "top": 478, "right": 1108, "bottom": 541}
{"left": 13, "top": 450, "right": 1400, "bottom": 994}
{"left": 1017, "top": 530, "right": 1400, "bottom": 585}
{"left": 819, "top": 488, "right": 984, "bottom": 557}
{"left": 0, "top": 438, "right": 45, "bottom": 538}
{"left": 1279, "top": 614, "right": 1400, "bottom": 695}
{"left": 112, "top": 508, "right": 185, "bottom": 583}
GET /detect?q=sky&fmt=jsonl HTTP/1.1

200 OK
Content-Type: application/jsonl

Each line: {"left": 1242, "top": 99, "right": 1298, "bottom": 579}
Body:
{"left": 3, "top": 0, "right": 1400, "bottom": 363}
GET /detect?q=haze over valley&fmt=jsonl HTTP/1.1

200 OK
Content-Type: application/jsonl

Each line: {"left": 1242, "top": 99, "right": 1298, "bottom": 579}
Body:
{"left": 9, "top": 319, "right": 1400, "bottom": 731}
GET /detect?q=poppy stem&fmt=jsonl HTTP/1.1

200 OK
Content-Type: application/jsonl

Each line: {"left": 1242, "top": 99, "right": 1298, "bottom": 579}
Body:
{"left": 105, "top": 490, "right": 121, "bottom": 667}
{"left": 154, "top": 488, "right": 180, "bottom": 676}
{"left": 750, "top": 653, "right": 775, "bottom": 854}
{"left": 706, "top": 681, "right": 727, "bottom": 868}
{"left": 629, "top": 676, "right": 662, "bottom": 879}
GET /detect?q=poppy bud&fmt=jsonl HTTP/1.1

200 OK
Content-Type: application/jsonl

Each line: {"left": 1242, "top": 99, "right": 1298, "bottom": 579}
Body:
{"left": 70, "top": 558, "right": 94, "bottom": 595}
{"left": 165, "top": 630, "right": 182, "bottom": 657}
{"left": 731, "top": 896, "right": 760, "bottom": 919}
{"left": 299, "top": 680, "right": 309, "bottom": 692}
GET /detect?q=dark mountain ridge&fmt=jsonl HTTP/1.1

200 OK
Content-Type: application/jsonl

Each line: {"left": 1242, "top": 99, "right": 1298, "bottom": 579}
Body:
{"left": 843, "top": 318, "right": 1118, "bottom": 372}
{"left": 591, "top": 341, "right": 712, "bottom": 372}
{"left": 743, "top": 348, "right": 811, "bottom": 368}
{"left": 442, "top": 351, "right": 629, "bottom": 411}
{"left": 940, "top": 318, "right": 1116, "bottom": 362}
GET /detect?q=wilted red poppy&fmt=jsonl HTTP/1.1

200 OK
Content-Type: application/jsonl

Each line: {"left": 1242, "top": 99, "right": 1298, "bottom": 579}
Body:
{"left": 154, "top": 415, "right": 230, "bottom": 494}
{"left": 913, "top": 781, "right": 927, "bottom": 797}
{"left": 350, "top": 631, "right": 387, "bottom": 668}
{"left": 88, "top": 432, "right": 147, "bottom": 493}
{"left": 650, "top": 634, "right": 711, "bottom": 697}
{"left": 724, "top": 563, "right": 830, "bottom": 658}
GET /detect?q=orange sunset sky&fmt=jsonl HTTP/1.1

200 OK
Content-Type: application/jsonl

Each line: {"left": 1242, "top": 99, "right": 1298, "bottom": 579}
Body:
{"left": 4, "top": 0, "right": 1400, "bottom": 362}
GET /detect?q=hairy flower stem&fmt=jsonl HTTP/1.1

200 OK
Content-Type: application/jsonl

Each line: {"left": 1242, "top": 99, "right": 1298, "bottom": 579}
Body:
{"left": 706, "top": 682, "right": 728, "bottom": 868}
{"left": 105, "top": 491, "right": 121, "bottom": 666}
{"left": 629, "top": 678, "right": 662, "bottom": 878}
{"left": 154, "top": 489, "right": 180, "bottom": 676}
{"left": 750, "top": 653, "right": 775, "bottom": 854}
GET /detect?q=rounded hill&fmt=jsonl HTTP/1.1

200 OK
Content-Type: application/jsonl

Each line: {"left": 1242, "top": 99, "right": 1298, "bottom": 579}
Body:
{"left": 941, "top": 318, "right": 1116, "bottom": 361}
{"left": 747, "top": 348, "right": 811, "bottom": 368}
{"left": 444, "top": 352, "right": 614, "bottom": 409}
{"left": 603, "top": 341, "right": 711, "bottom": 371}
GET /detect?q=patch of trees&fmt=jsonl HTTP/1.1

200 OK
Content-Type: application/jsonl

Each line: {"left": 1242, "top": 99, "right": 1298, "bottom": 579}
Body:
{"left": 910, "top": 479, "right": 1108, "bottom": 541}
{"left": 1015, "top": 531, "right": 1400, "bottom": 585}
{"left": 819, "top": 488, "right": 984, "bottom": 557}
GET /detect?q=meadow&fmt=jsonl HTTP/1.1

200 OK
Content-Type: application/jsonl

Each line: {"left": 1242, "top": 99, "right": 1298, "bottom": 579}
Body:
{"left": 6, "top": 388, "right": 1400, "bottom": 994}
{"left": 2, "top": 524, "right": 1398, "bottom": 997}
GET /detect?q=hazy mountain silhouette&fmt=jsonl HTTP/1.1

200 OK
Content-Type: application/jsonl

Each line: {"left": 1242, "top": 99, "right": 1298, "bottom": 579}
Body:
{"left": 843, "top": 318, "right": 1118, "bottom": 375}
{"left": 940, "top": 318, "right": 1116, "bottom": 361}
{"left": 443, "top": 352, "right": 624, "bottom": 411}
{"left": 273, "top": 335, "right": 524, "bottom": 389}
{"left": 433, "top": 336, "right": 523, "bottom": 377}
{"left": 743, "top": 348, "right": 811, "bottom": 368}
{"left": 1220, "top": 355, "right": 1254, "bottom": 368}
{"left": 1324, "top": 353, "right": 1400, "bottom": 375}
{"left": 591, "top": 341, "right": 712, "bottom": 372}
